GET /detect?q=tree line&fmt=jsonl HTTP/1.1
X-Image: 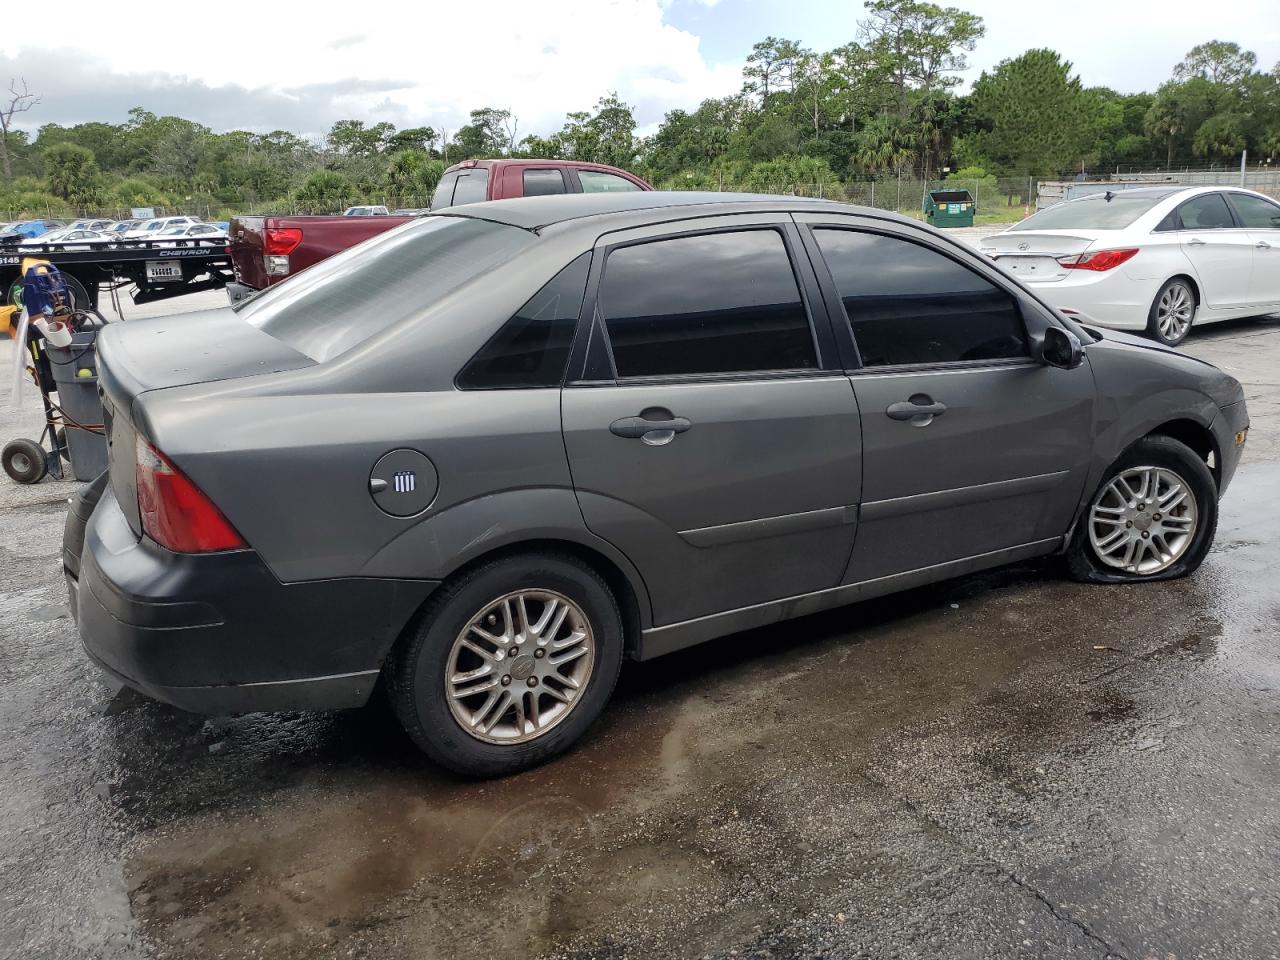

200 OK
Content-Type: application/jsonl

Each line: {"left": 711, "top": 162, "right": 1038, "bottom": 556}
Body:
{"left": 3, "top": 0, "right": 1279, "bottom": 218}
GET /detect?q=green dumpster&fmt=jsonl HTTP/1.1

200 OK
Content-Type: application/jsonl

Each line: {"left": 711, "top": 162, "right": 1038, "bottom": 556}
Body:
{"left": 924, "top": 189, "right": 976, "bottom": 228}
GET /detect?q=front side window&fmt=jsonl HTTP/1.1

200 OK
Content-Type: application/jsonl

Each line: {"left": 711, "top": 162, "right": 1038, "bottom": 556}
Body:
{"left": 458, "top": 253, "right": 590, "bottom": 389}
{"left": 814, "top": 228, "right": 1028, "bottom": 368}
{"left": 1226, "top": 193, "right": 1280, "bottom": 229}
{"left": 451, "top": 170, "right": 490, "bottom": 206}
{"left": 523, "top": 169, "right": 567, "bottom": 197}
{"left": 599, "top": 229, "right": 816, "bottom": 378}
{"left": 578, "top": 170, "right": 641, "bottom": 194}
{"left": 1176, "top": 193, "right": 1236, "bottom": 230}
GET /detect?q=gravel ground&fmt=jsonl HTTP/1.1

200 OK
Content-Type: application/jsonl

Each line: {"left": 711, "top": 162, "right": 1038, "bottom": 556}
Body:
{"left": 2, "top": 262, "right": 1280, "bottom": 960}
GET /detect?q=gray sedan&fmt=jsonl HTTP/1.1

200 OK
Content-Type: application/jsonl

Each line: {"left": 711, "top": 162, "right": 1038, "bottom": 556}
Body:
{"left": 66, "top": 193, "right": 1249, "bottom": 777}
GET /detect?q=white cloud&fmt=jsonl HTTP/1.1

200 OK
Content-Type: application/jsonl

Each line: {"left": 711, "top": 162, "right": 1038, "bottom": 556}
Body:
{"left": 0, "top": 0, "right": 743, "bottom": 138}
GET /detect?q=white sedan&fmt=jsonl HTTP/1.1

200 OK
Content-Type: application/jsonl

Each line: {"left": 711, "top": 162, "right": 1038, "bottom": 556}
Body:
{"left": 151, "top": 223, "right": 227, "bottom": 245}
{"left": 981, "top": 186, "right": 1280, "bottom": 345}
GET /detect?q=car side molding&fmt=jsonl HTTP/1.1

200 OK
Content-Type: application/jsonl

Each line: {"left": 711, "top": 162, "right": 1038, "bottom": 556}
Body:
{"left": 636, "top": 537, "right": 1062, "bottom": 659}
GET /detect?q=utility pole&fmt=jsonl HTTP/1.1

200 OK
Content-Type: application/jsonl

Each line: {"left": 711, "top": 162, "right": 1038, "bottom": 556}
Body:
{"left": 1240, "top": 150, "right": 1247, "bottom": 188}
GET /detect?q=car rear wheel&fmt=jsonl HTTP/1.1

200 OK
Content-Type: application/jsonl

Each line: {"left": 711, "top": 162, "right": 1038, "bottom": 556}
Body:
{"left": 387, "top": 552, "right": 624, "bottom": 777}
{"left": 1066, "top": 435, "right": 1216, "bottom": 583}
{"left": 1146, "top": 278, "right": 1196, "bottom": 346}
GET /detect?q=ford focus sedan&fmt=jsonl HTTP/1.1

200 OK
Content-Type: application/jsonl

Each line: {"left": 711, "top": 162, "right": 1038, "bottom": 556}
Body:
{"left": 981, "top": 186, "right": 1280, "bottom": 346}
{"left": 65, "top": 193, "right": 1249, "bottom": 777}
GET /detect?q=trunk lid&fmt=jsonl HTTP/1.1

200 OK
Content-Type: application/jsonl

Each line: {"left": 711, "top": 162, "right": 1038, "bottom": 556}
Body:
{"left": 979, "top": 230, "right": 1106, "bottom": 283}
{"left": 97, "top": 308, "right": 314, "bottom": 536}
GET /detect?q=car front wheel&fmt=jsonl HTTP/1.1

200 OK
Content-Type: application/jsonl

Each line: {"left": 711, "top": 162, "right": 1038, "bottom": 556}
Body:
{"left": 1066, "top": 435, "right": 1217, "bottom": 583}
{"left": 1146, "top": 278, "right": 1197, "bottom": 346}
{"left": 387, "top": 552, "right": 624, "bottom": 777}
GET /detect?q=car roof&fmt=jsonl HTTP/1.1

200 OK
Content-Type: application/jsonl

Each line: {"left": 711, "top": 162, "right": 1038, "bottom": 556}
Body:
{"left": 439, "top": 190, "right": 896, "bottom": 231}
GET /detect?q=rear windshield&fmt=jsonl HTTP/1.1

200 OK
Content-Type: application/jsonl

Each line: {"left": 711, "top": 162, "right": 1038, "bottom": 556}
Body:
{"left": 233, "top": 216, "right": 533, "bottom": 362}
{"left": 1011, "top": 194, "right": 1165, "bottom": 231}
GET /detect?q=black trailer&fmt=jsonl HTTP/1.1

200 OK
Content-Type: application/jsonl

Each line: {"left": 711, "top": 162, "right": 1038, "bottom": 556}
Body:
{"left": 0, "top": 238, "right": 234, "bottom": 312}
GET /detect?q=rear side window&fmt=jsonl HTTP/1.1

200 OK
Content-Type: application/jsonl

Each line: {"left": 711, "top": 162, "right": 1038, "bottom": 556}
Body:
{"left": 815, "top": 229, "right": 1028, "bottom": 367}
{"left": 523, "top": 169, "right": 567, "bottom": 197}
{"left": 1226, "top": 193, "right": 1280, "bottom": 229}
{"left": 451, "top": 170, "right": 490, "bottom": 206}
{"left": 458, "top": 253, "right": 590, "bottom": 389}
{"left": 599, "top": 229, "right": 816, "bottom": 378}
{"left": 1176, "top": 193, "right": 1235, "bottom": 229}
{"left": 432, "top": 172, "right": 459, "bottom": 209}
{"left": 235, "top": 217, "right": 534, "bottom": 362}
{"left": 578, "top": 170, "right": 641, "bottom": 193}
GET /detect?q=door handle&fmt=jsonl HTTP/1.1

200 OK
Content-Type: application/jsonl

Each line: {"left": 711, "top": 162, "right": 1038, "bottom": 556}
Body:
{"left": 610, "top": 414, "right": 692, "bottom": 440}
{"left": 886, "top": 397, "right": 947, "bottom": 425}
{"left": 1187, "top": 238, "right": 1206, "bottom": 246}
{"left": 1257, "top": 240, "right": 1272, "bottom": 249}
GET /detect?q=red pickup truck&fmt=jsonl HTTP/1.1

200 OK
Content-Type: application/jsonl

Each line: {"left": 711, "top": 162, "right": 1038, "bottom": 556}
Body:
{"left": 226, "top": 158, "right": 651, "bottom": 298}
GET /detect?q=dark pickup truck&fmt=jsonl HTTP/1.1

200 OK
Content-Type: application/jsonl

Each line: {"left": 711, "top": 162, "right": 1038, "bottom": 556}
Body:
{"left": 226, "top": 158, "right": 651, "bottom": 298}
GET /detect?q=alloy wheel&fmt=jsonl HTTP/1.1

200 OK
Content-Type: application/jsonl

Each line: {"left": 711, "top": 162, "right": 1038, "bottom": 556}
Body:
{"left": 445, "top": 589, "right": 596, "bottom": 745}
{"left": 1156, "top": 282, "right": 1194, "bottom": 342}
{"left": 1087, "top": 466, "right": 1198, "bottom": 574}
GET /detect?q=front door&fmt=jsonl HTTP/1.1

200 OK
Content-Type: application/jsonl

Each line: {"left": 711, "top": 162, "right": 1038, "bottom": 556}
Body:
{"left": 561, "top": 221, "right": 862, "bottom": 626}
{"left": 798, "top": 219, "right": 1095, "bottom": 583}
{"left": 1175, "top": 192, "right": 1254, "bottom": 310}
{"left": 1225, "top": 191, "right": 1280, "bottom": 307}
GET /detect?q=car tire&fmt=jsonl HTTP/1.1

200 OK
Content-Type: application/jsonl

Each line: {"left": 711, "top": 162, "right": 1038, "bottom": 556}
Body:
{"left": 387, "top": 551, "right": 624, "bottom": 778}
{"left": 1146, "top": 277, "right": 1197, "bottom": 346}
{"left": 1066, "top": 435, "right": 1217, "bottom": 584}
{"left": 3, "top": 438, "right": 49, "bottom": 484}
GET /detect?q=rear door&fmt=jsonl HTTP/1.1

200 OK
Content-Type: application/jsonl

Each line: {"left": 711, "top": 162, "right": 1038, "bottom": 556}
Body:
{"left": 1225, "top": 191, "right": 1280, "bottom": 306}
{"left": 796, "top": 214, "right": 1095, "bottom": 583}
{"left": 1175, "top": 192, "right": 1254, "bottom": 309}
{"left": 561, "top": 215, "right": 862, "bottom": 626}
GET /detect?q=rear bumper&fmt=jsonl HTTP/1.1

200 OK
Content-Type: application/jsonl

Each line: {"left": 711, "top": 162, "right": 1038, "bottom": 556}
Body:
{"left": 1023, "top": 273, "right": 1158, "bottom": 331}
{"left": 69, "top": 487, "right": 436, "bottom": 714}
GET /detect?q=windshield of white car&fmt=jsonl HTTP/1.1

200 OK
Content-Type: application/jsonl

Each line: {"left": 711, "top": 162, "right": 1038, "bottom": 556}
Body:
{"left": 234, "top": 215, "right": 534, "bottom": 363}
{"left": 1011, "top": 194, "right": 1165, "bottom": 231}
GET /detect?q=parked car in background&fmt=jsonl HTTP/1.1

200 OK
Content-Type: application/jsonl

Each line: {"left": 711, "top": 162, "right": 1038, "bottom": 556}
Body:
{"left": 981, "top": 186, "right": 1280, "bottom": 345}
{"left": 26, "top": 228, "right": 117, "bottom": 249}
{"left": 152, "top": 223, "right": 228, "bottom": 244}
{"left": 67, "top": 192, "right": 1247, "bottom": 778}
{"left": 66, "top": 219, "right": 116, "bottom": 232}
{"left": 0, "top": 219, "right": 68, "bottom": 242}
{"left": 125, "top": 216, "right": 204, "bottom": 240}
{"left": 226, "top": 158, "right": 653, "bottom": 297}
{"left": 107, "top": 220, "right": 141, "bottom": 238}
{"left": 343, "top": 205, "right": 390, "bottom": 217}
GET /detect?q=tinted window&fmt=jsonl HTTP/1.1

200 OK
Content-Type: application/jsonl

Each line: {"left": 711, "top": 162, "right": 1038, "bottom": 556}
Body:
{"left": 523, "top": 169, "right": 567, "bottom": 197}
{"left": 1227, "top": 193, "right": 1280, "bottom": 229}
{"left": 579, "top": 170, "right": 641, "bottom": 193}
{"left": 1011, "top": 193, "right": 1165, "bottom": 231}
{"left": 600, "top": 230, "right": 816, "bottom": 378}
{"left": 815, "top": 229, "right": 1029, "bottom": 367}
{"left": 235, "top": 217, "right": 533, "bottom": 362}
{"left": 451, "top": 170, "right": 490, "bottom": 206}
{"left": 1177, "top": 193, "right": 1235, "bottom": 229}
{"left": 431, "top": 172, "right": 459, "bottom": 209}
{"left": 458, "top": 253, "right": 590, "bottom": 389}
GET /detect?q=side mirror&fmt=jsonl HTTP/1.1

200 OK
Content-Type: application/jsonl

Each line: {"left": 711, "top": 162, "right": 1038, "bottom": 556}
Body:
{"left": 1040, "top": 326, "right": 1083, "bottom": 369}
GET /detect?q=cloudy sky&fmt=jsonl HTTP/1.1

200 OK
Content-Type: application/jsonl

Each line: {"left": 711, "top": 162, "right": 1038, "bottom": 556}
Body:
{"left": 2, "top": 0, "right": 1278, "bottom": 143}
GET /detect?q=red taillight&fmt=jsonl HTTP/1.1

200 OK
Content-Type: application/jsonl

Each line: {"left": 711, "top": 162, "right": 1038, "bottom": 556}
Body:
{"left": 263, "top": 227, "right": 303, "bottom": 255}
{"left": 135, "top": 437, "right": 247, "bottom": 553}
{"left": 1056, "top": 247, "right": 1140, "bottom": 271}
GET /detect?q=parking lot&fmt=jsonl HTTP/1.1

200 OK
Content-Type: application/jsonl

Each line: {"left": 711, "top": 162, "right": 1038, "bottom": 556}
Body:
{"left": 2, "top": 278, "right": 1280, "bottom": 959}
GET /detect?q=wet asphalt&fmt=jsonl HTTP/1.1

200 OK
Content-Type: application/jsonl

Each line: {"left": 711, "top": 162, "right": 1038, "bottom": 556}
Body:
{"left": 2, "top": 311, "right": 1279, "bottom": 960}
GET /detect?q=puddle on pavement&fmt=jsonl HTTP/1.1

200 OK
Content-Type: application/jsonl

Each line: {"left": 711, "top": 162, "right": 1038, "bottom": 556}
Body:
{"left": 113, "top": 467, "right": 1280, "bottom": 959}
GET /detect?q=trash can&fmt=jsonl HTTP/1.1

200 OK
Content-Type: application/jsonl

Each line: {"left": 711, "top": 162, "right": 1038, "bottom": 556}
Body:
{"left": 46, "top": 331, "right": 108, "bottom": 481}
{"left": 924, "top": 189, "right": 976, "bottom": 228}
